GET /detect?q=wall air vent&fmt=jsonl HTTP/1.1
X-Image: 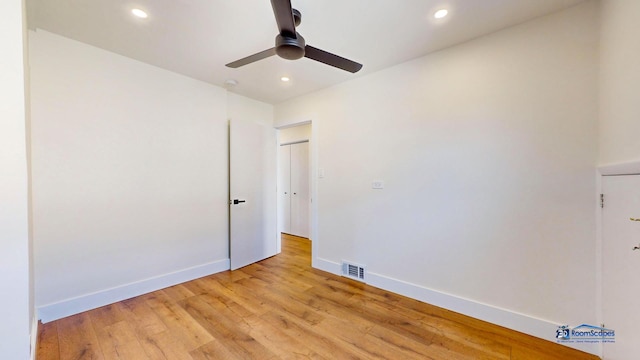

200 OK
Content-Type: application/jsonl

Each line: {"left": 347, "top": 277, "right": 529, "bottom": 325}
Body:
{"left": 341, "top": 261, "right": 366, "bottom": 282}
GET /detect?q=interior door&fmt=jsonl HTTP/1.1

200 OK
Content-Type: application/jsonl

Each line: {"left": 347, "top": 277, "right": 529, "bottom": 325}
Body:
{"left": 602, "top": 174, "right": 640, "bottom": 359}
{"left": 229, "top": 118, "right": 277, "bottom": 270}
{"left": 278, "top": 144, "right": 291, "bottom": 234}
{"left": 290, "top": 142, "right": 310, "bottom": 238}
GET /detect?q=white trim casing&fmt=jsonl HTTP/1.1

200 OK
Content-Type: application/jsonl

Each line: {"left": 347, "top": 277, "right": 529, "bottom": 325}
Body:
{"left": 30, "top": 316, "right": 38, "bottom": 360}
{"left": 594, "top": 169, "right": 604, "bottom": 359}
{"left": 598, "top": 160, "right": 640, "bottom": 176}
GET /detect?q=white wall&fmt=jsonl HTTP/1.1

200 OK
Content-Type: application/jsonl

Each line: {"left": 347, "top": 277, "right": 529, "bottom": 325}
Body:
{"left": 276, "top": 2, "right": 598, "bottom": 351}
{"left": 227, "top": 92, "right": 274, "bottom": 127}
{"left": 0, "top": 0, "right": 32, "bottom": 358}
{"left": 598, "top": 0, "right": 640, "bottom": 166}
{"left": 30, "top": 30, "right": 230, "bottom": 321}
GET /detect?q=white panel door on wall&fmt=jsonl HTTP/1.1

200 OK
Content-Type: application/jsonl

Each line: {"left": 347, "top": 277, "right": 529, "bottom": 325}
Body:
{"left": 290, "top": 142, "right": 309, "bottom": 238}
{"left": 229, "top": 118, "right": 277, "bottom": 270}
{"left": 602, "top": 175, "right": 640, "bottom": 359}
{"left": 278, "top": 145, "right": 291, "bottom": 234}
{"left": 278, "top": 141, "right": 310, "bottom": 238}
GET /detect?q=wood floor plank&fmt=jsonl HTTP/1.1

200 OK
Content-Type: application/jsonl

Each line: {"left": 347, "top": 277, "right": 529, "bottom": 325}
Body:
{"left": 88, "top": 304, "right": 126, "bottom": 332}
{"left": 117, "top": 296, "right": 167, "bottom": 339}
{"left": 312, "top": 314, "right": 423, "bottom": 360}
{"left": 37, "top": 234, "right": 600, "bottom": 360}
{"left": 37, "top": 321, "right": 60, "bottom": 360}
{"left": 139, "top": 330, "right": 194, "bottom": 360}
{"left": 162, "top": 284, "right": 197, "bottom": 303}
{"left": 183, "top": 275, "right": 270, "bottom": 318}
{"left": 180, "top": 295, "right": 278, "bottom": 359}
{"left": 56, "top": 313, "right": 104, "bottom": 360}
{"left": 144, "top": 290, "right": 213, "bottom": 351}
{"left": 239, "top": 313, "right": 326, "bottom": 359}
{"left": 189, "top": 339, "right": 246, "bottom": 360}
{"left": 94, "top": 320, "right": 148, "bottom": 359}
{"left": 258, "top": 310, "right": 363, "bottom": 360}
{"left": 231, "top": 276, "right": 326, "bottom": 327}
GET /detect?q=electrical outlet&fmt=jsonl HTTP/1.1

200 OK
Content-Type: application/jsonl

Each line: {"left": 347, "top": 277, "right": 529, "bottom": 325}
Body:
{"left": 372, "top": 180, "right": 384, "bottom": 189}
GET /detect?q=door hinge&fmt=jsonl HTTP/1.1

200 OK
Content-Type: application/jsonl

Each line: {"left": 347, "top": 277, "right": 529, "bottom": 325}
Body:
{"left": 600, "top": 194, "right": 604, "bottom": 208}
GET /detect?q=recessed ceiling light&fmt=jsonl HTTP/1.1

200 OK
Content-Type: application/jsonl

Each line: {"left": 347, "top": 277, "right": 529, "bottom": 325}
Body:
{"left": 224, "top": 79, "right": 238, "bottom": 88}
{"left": 281, "top": 76, "right": 290, "bottom": 82}
{"left": 434, "top": 9, "right": 448, "bottom": 19}
{"left": 131, "top": 8, "right": 148, "bottom": 19}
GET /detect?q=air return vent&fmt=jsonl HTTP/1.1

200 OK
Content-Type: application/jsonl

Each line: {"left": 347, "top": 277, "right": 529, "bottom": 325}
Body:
{"left": 341, "top": 261, "right": 366, "bottom": 282}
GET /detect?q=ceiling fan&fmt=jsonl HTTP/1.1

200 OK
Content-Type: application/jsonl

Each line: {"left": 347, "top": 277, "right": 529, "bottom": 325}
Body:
{"left": 226, "top": 0, "right": 363, "bottom": 73}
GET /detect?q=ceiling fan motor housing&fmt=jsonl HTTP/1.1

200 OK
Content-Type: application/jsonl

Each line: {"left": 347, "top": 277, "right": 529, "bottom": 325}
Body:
{"left": 225, "top": 1, "right": 361, "bottom": 72}
{"left": 275, "top": 33, "right": 305, "bottom": 60}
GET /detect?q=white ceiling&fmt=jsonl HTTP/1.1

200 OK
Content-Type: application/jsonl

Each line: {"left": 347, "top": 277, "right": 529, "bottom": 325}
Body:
{"left": 28, "top": 0, "right": 585, "bottom": 104}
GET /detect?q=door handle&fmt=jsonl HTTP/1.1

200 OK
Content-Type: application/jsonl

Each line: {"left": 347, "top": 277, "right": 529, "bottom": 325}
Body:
{"left": 631, "top": 218, "right": 640, "bottom": 222}
{"left": 232, "top": 199, "right": 246, "bottom": 205}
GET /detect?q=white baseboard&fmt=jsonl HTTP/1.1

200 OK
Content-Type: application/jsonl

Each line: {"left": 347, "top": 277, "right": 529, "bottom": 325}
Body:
{"left": 37, "top": 259, "right": 230, "bottom": 323}
{"left": 314, "top": 257, "right": 342, "bottom": 274}
{"left": 314, "top": 258, "right": 598, "bottom": 356}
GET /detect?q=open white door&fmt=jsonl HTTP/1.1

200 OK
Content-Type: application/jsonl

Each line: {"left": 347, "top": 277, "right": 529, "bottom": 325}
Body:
{"left": 602, "top": 175, "right": 640, "bottom": 359}
{"left": 229, "top": 118, "right": 277, "bottom": 270}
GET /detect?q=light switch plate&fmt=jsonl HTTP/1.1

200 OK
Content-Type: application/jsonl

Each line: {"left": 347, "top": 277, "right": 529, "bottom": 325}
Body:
{"left": 318, "top": 167, "right": 325, "bottom": 178}
{"left": 372, "top": 180, "right": 384, "bottom": 189}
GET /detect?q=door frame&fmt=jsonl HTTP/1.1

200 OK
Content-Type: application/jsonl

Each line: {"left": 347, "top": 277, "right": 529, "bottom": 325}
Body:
{"left": 276, "top": 120, "right": 317, "bottom": 263}
{"left": 279, "top": 140, "right": 310, "bottom": 238}
{"left": 596, "top": 160, "right": 640, "bottom": 358}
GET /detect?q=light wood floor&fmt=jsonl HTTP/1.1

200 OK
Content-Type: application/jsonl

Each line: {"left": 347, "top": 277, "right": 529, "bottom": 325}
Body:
{"left": 37, "top": 234, "right": 599, "bottom": 360}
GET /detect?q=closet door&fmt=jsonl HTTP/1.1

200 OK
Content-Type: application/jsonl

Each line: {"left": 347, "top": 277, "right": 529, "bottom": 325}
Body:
{"left": 290, "top": 142, "right": 309, "bottom": 238}
{"left": 278, "top": 145, "right": 291, "bottom": 234}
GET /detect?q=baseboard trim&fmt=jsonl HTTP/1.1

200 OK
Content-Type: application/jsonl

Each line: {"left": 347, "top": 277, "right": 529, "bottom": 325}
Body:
{"left": 314, "top": 257, "right": 597, "bottom": 356}
{"left": 37, "top": 259, "right": 230, "bottom": 323}
{"left": 314, "top": 257, "right": 342, "bottom": 274}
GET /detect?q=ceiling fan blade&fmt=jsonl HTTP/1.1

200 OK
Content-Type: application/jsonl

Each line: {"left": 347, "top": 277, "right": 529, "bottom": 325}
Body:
{"left": 226, "top": 48, "right": 277, "bottom": 68}
{"left": 304, "top": 45, "right": 363, "bottom": 73}
{"left": 270, "top": 0, "right": 296, "bottom": 37}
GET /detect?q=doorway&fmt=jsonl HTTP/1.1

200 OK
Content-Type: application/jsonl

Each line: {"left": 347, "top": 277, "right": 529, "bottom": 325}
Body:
{"left": 279, "top": 141, "right": 310, "bottom": 238}
{"left": 277, "top": 123, "right": 312, "bottom": 241}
